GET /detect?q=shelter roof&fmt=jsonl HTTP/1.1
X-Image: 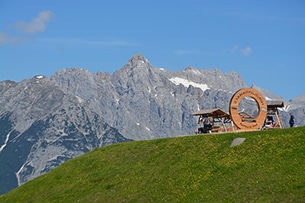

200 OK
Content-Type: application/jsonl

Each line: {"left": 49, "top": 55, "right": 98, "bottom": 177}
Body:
{"left": 192, "top": 108, "right": 230, "bottom": 118}
{"left": 267, "top": 100, "right": 284, "bottom": 108}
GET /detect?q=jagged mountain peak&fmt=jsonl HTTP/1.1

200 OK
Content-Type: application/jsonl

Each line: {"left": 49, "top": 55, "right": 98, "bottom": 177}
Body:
{"left": 290, "top": 94, "right": 305, "bottom": 103}
{"left": 111, "top": 53, "right": 158, "bottom": 88}
{"left": 184, "top": 66, "right": 201, "bottom": 74}
{"left": 122, "top": 53, "right": 152, "bottom": 70}
{"left": 129, "top": 53, "right": 151, "bottom": 64}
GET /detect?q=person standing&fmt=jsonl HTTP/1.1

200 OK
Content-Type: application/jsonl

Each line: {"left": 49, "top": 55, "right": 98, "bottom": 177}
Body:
{"left": 289, "top": 113, "right": 295, "bottom": 127}
{"left": 197, "top": 118, "right": 205, "bottom": 134}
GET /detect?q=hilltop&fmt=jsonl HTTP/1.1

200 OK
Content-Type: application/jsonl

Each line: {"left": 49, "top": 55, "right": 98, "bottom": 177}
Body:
{"left": 1, "top": 127, "right": 304, "bottom": 202}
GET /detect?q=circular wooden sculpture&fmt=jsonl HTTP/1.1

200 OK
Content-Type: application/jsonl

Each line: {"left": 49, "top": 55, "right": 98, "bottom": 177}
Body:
{"left": 229, "top": 88, "right": 267, "bottom": 130}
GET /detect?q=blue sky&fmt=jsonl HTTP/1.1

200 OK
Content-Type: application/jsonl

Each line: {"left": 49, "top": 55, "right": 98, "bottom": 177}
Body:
{"left": 0, "top": 0, "right": 304, "bottom": 100}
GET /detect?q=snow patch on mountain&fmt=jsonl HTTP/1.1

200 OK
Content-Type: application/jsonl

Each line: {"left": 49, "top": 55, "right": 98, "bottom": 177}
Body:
{"left": 0, "top": 131, "right": 12, "bottom": 152}
{"left": 279, "top": 104, "right": 290, "bottom": 112}
{"left": 35, "top": 75, "right": 44, "bottom": 79}
{"left": 75, "top": 96, "right": 84, "bottom": 103}
{"left": 169, "top": 77, "right": 210, "bottom": 92}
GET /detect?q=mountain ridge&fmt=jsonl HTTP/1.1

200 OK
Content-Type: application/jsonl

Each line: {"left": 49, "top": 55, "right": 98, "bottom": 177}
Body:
{"left": 0, "top": 53, "right": 304, "bottom": 195}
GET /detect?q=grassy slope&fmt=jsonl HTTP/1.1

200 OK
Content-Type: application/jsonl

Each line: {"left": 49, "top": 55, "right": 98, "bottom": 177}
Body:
{"left": 1, "top": 127, "right": 305, "bottom": 203}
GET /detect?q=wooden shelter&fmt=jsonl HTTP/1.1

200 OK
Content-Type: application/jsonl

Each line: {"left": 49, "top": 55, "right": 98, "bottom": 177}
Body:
{"left": 193, "top": 100, "right": 284, "bottom": 134}
{"left": 192, "top": 108, "right": 233, "bottom": 133}
{"left": 265, "top": 100, "right": 284, "bottom": 129}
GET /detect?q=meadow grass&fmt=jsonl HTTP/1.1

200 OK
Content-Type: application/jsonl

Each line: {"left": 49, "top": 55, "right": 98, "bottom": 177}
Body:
{"left": 1, "top": 127, "right": 304, "bottom": 202}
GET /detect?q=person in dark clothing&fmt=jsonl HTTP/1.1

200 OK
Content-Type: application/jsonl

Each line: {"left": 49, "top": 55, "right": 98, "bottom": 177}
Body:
{"left": 197, "top": 117, "right": 213, "bottom": 134}
{"left": 289, "top": 113, "right": 295, "bottom": 127}
{"left": 204, "top": 117, "right": 213, "bottom": 133}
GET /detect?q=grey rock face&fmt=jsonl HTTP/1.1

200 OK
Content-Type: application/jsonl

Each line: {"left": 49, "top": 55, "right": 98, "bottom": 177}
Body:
{"left": 0, "top": 76, "right": 130, "bottom": 194}
{"left": 1, "top": 53, "right": 304, "bottom": 194}
{"left": 51, "top": 54, "right": 248, "bottom": 140}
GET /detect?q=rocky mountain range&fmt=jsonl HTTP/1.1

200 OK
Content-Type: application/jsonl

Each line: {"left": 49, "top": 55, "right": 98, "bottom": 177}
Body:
{"left": 1, "top": 53, "right": 304, "bottom": 194}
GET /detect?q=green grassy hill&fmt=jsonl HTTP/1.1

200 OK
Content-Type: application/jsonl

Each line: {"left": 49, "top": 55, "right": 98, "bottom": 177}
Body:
{"left": 1, "top": 127, "right": 305, "bottom": 202}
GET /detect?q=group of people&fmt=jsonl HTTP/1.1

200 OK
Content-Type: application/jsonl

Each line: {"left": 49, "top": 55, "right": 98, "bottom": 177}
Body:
{"left": 264, "top": 113, "right": 295, "bottom": 129}
{"left": 264, "top": 115, "right": 274, "bottom": 128}
{"left": 197, "top": 117, "right": 213, "bottom": 134}
{"left": 197, "top": 113, "right": 296, "bottom": 134}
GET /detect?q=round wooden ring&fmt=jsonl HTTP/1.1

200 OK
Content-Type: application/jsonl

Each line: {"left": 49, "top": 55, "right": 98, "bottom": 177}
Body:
{"left": 229, "top": 88, "right": 267, "bottom": 130}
